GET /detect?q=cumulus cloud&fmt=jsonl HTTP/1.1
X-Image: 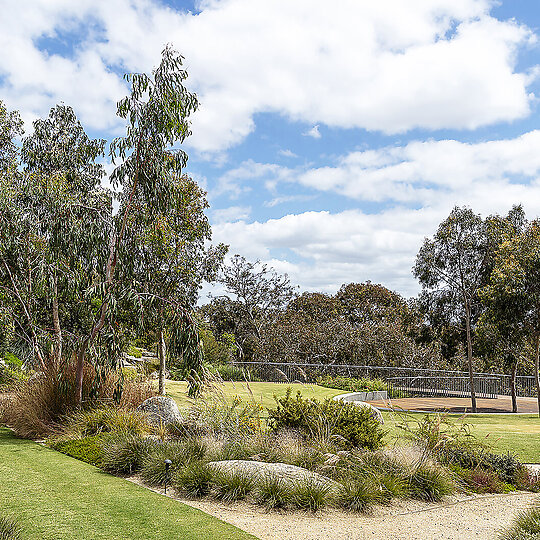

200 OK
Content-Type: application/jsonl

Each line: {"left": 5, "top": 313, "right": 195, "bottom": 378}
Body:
{"left": 0, "top": 0, "right": 537, "bottom": 152}
{"left": 303, "top": 125, "right": 321, "bottom": 139}
{"left": 208, "top": 131, "right": 540, "bottom": 296}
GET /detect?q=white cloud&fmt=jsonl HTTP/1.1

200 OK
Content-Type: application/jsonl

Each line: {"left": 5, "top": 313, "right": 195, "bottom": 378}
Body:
{"left": 212, "top": 205, "right": 251, "bottom": 223}
{"left": 303, "top": 125, "right": 321, "bottom": 139}
{"left": 278, "top": 149, "right": 298, "bottom": 158}
{"left": 0, "top": 0, "right": 537, "bottom": 153}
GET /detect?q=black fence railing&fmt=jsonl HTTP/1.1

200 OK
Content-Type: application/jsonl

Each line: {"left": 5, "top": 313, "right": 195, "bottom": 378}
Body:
{"left": 386, "top": 376, "right": 500, "bottom": 399}
{"left": 232, "top": 361, "right": 537, "bottom": 398}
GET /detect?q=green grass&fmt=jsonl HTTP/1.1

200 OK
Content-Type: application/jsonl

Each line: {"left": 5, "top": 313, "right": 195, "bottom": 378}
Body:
{"left": 0, "top": 428, "right": 256, "bottom": 540}
{"left": 166, "top": 380, "right": 344, "bottom": 410}
{"left": 166, "top": 380, "right": 540, "bottom": 463}
{"left": 382, "top": 410, "right": 540, "bottom": 462}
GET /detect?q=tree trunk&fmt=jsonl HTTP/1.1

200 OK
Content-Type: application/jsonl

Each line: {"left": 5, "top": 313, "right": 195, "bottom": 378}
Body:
{"left": 535, "top": 334, "right": 540, "bottom": 419}
{"left": 158, "top": 327, "right": 166, "bottom": 396}
{"left": 464, "top": 300, "right": 477, "bottom": 413}
{"left": 510, "top": 358, "right": 518, "bottom": 413}
{"left": 52, "top": 275, "right": 62, "bottom": 365}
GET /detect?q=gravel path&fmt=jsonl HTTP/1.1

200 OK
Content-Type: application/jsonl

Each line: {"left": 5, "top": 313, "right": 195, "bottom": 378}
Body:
{"left": 129, "top": 477, "right": 538, "bottom": 540}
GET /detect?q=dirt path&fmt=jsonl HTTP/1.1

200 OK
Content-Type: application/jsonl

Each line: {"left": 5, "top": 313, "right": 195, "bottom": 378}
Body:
{"left": 129, "top": 478, "right": 538, "bottom": 540}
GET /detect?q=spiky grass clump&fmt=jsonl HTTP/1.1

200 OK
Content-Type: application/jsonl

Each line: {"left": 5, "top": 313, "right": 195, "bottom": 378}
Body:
{"left": 253, "top": 474, "right": 292, "bottom": 509}
{"left": 289, "top": 477, "right": 332, "bottom": 512}
{"left": 212, "top": 470, "right": 254, "bottom": 502}
{"left": 100, "top": 434, "right": 157, "bottom": 474}
{"left": 409, "top": 463, "right": 455, "bottom": 502}
{"left": 63, "top": 407, "right": 151, "bottom": 437}
{"left": 0, "top": 515, "right": 21, "bottom": 540}
{"left": 499, "top": 504, "right": 540, "bottom": 540}
{"left": 139, "top": 441, "right": 188, "bottom": 486}
{"left": 338, "top": 477, "right": 383, "bottom": 513}
{"left": 173, "top": 461, "right": 214, "bottom": 497}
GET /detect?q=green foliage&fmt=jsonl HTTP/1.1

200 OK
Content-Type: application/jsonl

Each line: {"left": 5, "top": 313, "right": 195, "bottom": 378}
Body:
{"left": 316, "top": 374, "right": 387, "bottom": 393}
{"left": 337, "top": 477, "right": 384, "bottom": 512}
{"left": 100, "top": 434, "right": 157, "bottom": 474}
{"left": 253, "top": 475, "right": 292, "bottom": 509}
{"left": 140, "top": 441, "right": 195, "bottom": 486}
{"left": 499, "top": 504, "right": 540, "bottom": 540}
{"left": 63, "top": 407, "right": 151, "bottom": 437}
{"left": 50, "top": 434, "right": 108, "bottom": 466}
{"left": 211, "top": 470, "right": 254, "bottom": 502}
{"left": 0, "top": 515, "right": 21, "bottom": 540}
{"left": 210, "top": 363, "right": 260, "bottom": 382}
{"left": 173, "top": 461, "right": 214, "bottom": 497}
{"left": 267, "top": 388, "right": 384, "bottom": 450}
{"left": 289, "top": 477, "right": 332, "bottom": 511}
{"left": 408, "top": 463, "right": 455, "bottom": 501}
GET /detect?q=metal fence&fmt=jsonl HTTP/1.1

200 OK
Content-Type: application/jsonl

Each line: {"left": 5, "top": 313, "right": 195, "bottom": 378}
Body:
{"left": 232, "top": 361, "right": 537, "bottom": 398}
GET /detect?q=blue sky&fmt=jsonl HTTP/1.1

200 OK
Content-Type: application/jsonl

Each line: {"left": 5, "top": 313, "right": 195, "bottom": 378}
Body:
{"left": 2, "top": 0, "right": 540, "bottom": 298}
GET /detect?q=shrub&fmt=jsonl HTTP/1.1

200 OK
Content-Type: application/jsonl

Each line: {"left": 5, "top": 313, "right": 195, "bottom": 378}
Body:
{"left": 100, "top": 434, "right": 157, "bottom": 474}
{"left": 212, "top": 470, "right": 254, "bottom": 502}
{"left": 456, "top": 467, "right": 508, "bottom": 494}
{"left": 316, "top": 375, "right": 387, "bottom": 393}
{"left": 409, "top": 463, "right": 455, "bottom": 501}
{"left": 267, "top": 388, "right": 384, "bottom": 450}
{"left": 173, "top": 461, "right": 214, "bottom": 497}
{"left": 62, "top": 407, "right": 152, "bottom": 438}
{"left": 3, "top": 362, "right": 155, "bottom": 438}
{"left": 190, "top": 394, "right": 263, "bottom": 438}
{"left": 253, "top": 475, "right": 292, "bottom": 509}
{"left": 338, "top": 477, "right": 384, "bottom": 512}
{"left": 0, "top": 515, "right": 21, "bottom": 540}
{"left": 499, "top": 504, "right": 540, "bottom": 540}
{"left": 140, "top": 442, "right": 192, "bottom": 486}
{"left": 289, "top": 477, "right": 332, "bottom": 511}
{"left": 50, "top": 434, "right": 108, "bottom": 466}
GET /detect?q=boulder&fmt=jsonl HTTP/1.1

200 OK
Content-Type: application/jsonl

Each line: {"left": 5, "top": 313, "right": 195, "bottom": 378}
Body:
{"left": 136, "top": 396, "right": 182, "bottom": 428}
{"left": 207, "top": 460, "right": 340, "bottom": 492}
{"left": 333, "top": 393, "right": 384, "bottom": 424}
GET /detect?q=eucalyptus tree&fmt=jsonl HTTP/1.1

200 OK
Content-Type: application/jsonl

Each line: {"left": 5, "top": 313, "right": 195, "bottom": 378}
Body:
{"left": 0, "top": 102, "right": 110, "bottom": 369}
{"left": 74, "top": 45, "right": 204, "bottom": 400}
{"left": 207, "top": 255, "right": 297, "bottom": 361}
{"left": 122, "top": 173, "right": 226, "bottom": 394}
{"left": 414, "top": 207, "right": 489, "bottom": 412}
{"left": 480, "top": 220, "right": 540, "bottom": 416}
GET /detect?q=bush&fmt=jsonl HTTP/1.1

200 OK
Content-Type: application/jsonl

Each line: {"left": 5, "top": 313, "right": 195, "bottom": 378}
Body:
{"left": 140, "top": 441, "right": 196, "bottom": 486}
{"left": 173, "top": 461, "right": 214, "bottom": 497}
{"left": 267, "top": 388, "right": 384, "bottom": 450}
{"left": 253, "top": 475, "right": 292, "bottom": 509}
{"left": 409, "top": 463, "right": 455, "bottom": 501}
{"left": 62, "top": 407, "right": 152, "bottom": 438}
{"left": 100, "top": 434, "right": 157, "bottom": 474}
{"left": 0, "top": 515, "right": 21, "bottom": 540}
{"left": 212, "top": 469, "right": 254, "bottom": 502}
{"left": 289, "top": 477, "right": 332, "bottom": 511}
{"left": 316, "top": 375, "right": 387, "bottom": 393}
{"left": 338, "top": 477, "right": 384, "bottom": 512}
{"left": 3, "top": 362, "right": 155, "bottom": 438}
{"left": 456, "top": 467, "right": 509, "bottom": 494}
{"left": 499, "top": 504, "right": 540, "bottom": 540}
{"left": 50, "top": 434, "right": 108, "bottom": 466}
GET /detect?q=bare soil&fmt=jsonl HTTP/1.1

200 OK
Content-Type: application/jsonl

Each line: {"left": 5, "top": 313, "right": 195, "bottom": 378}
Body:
{"left": 128, "top": 477, "right": 538, "bottom": 540}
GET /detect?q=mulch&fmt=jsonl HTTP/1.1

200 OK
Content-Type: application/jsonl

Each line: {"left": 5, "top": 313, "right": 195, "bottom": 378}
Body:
{"left": 367, "top": 395, "right": 539, "bottom": 414}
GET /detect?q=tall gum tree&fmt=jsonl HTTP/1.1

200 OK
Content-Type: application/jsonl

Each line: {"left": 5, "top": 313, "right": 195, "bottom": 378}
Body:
{"left": 414, "top": 207, "right": 490, "bottom": 413}
{"left": 75, "top": 45, "right": 201, "bottom": 402}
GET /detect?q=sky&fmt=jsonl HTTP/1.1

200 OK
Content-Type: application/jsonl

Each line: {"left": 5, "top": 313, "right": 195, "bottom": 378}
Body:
{"left": 2, "top": 0, "right": 540, "bottom": 300}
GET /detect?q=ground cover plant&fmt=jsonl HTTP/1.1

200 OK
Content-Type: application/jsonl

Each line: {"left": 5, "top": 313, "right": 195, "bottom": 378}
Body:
{"left": 316, "top": 374, "right": 388, "bottom": 393}
{"left": 499, "top": 502, "right": 540, "bottom": 540}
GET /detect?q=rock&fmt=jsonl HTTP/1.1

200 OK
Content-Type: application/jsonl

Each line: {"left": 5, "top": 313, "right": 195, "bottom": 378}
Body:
{"left": 207, "top": 460, "right": 341, "bottom": 492}
{"left": 136, "top": 396, "right": 182, "bottom": 428}
{"left": 333, "top": 393, "right": 385, "bottom": 424}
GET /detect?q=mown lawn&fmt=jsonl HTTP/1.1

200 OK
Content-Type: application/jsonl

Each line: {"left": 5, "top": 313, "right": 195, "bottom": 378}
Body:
{"left": 0, "top": 428, "right": 256, "bottom": 540}
{"left": 167, "top": 380, "right": 540, "bottom": 463}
